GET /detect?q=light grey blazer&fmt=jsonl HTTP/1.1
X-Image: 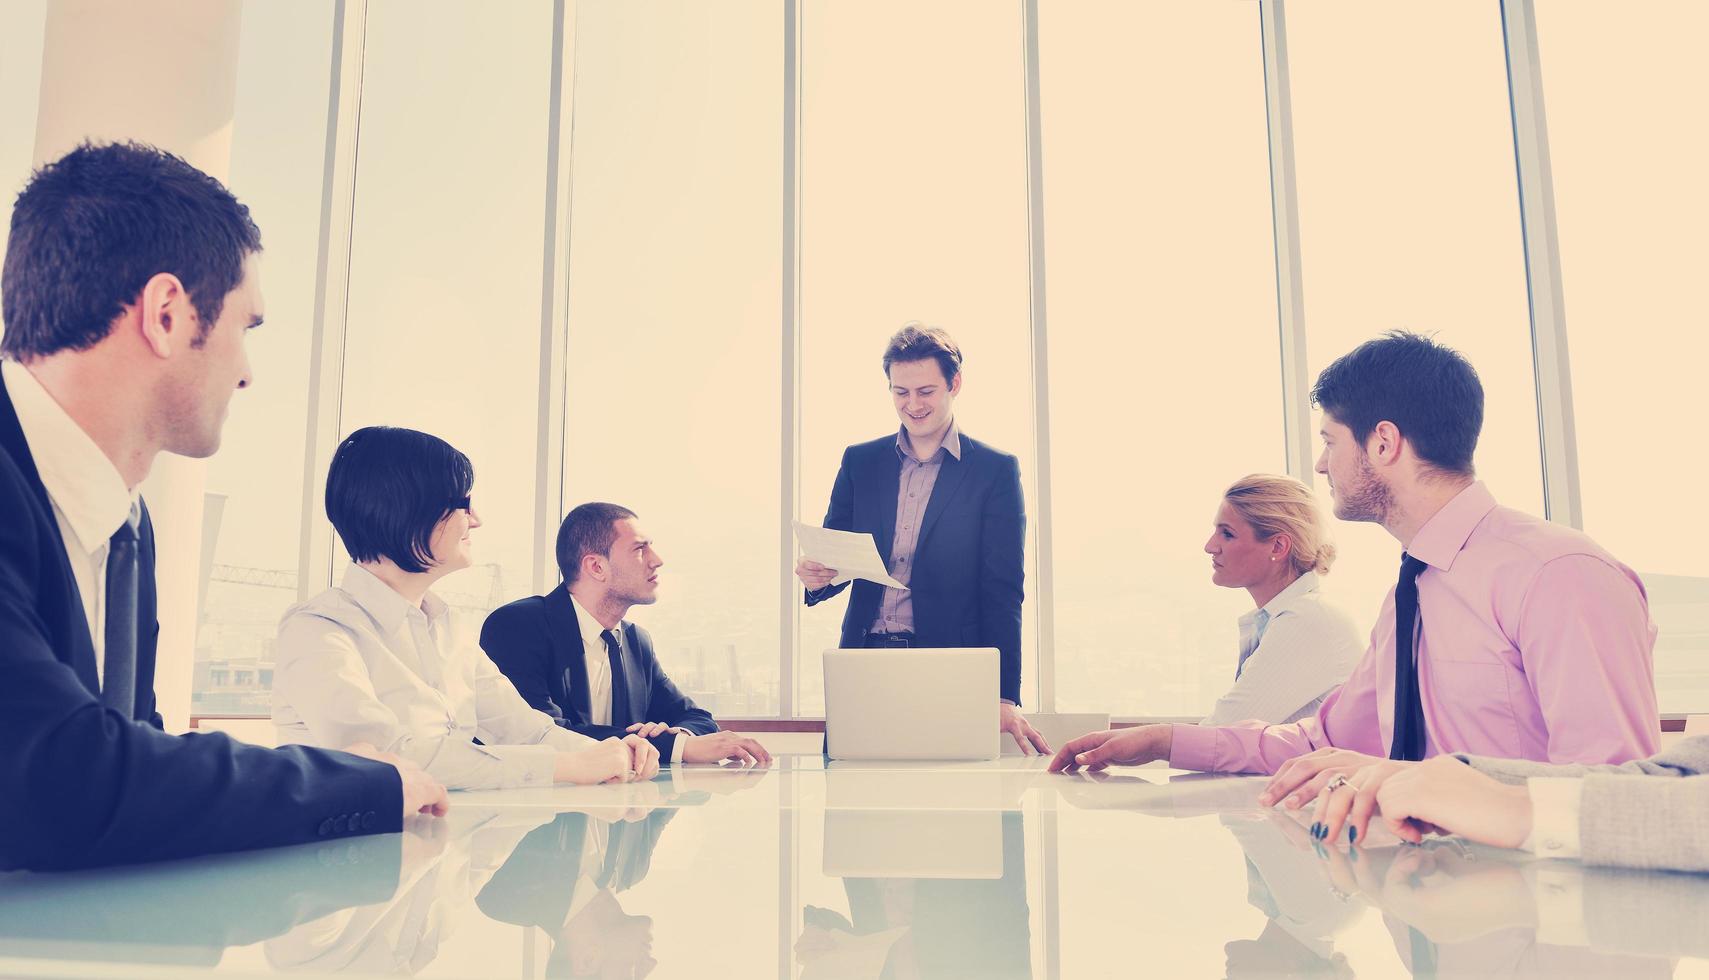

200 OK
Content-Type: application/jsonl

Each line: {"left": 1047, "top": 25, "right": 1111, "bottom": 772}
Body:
{"left": 1456, "top": 735, "right": 1709, "bottom": 873}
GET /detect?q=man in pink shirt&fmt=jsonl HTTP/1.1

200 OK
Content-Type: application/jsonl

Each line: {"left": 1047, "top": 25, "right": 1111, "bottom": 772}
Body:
{"left": 1050, "top": 332, "right": 1658, "bottom": 806}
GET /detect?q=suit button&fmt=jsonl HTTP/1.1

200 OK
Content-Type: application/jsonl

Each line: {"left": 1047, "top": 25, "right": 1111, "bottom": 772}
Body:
{"left": 361, "top": 811, "right": 377, "bottom": 831}
{"left": 318, "top": 818, "right": 333, "bottom": 837}
{"left": 333, "top": 814, "right": 348, "bottom": 833}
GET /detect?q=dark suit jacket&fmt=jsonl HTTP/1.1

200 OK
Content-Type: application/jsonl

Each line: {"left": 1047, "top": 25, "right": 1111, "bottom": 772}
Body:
{"left": 480, "top": 587, "right": 718, "bottom": 759}
{"left": 807, "top": 431, "right": 1026, "bottom": 704}
{"left": 475, "top": 808, "right": 680, "bottom": 929}
{"left": 0, "top": 370, "right": 401, "bottom": 871}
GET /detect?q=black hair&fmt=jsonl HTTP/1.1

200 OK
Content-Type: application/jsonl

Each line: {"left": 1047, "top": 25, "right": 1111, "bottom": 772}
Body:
{"left": 326, "top": 426, "right": 474, "bottom": 573}
{"left": 1, "top": 141, "right": 262, "bottom": 360}
{"left": 556, "top": 502, "right": 639, "bottom": 585}
{"left": 882, "top": 321, "right": 963, "bottom": 385}
{"left": 1310, "top": 330, "right": 1484, "bottom": 476}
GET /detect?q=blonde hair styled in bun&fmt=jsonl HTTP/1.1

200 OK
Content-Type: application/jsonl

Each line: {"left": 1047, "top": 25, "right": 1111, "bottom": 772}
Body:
{"left": 1221, "top": 474, "right": 1337, "bottom": 578}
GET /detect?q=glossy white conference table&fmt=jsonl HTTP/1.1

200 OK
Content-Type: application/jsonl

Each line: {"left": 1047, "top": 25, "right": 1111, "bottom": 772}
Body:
{"left": 2, "top": 755, "right": 1707, "bottom": 979}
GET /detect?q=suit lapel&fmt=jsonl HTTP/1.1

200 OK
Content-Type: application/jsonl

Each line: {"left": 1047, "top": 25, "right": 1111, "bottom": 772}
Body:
{"left": 544, "top": 588, "right": 595, "bottom": 724}
{"left": 914, "top": 446, "right": 969, "bottom": 556}
{"left": 0, "top": 371, "right": 100, "bottom": 694}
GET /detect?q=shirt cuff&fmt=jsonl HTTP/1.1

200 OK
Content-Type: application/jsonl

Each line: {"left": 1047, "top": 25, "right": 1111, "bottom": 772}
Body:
{"left": 1168, "top": 723, "right": 1218, "bottom": 771}
{"left": 670, "top": 730, "right": 688, "bottom": 764}
{"left": 1522, "top": 777, "right": 1585, "bottom": 859}
{"left": 499, "top": 744, "right": 561, "bottom": 789}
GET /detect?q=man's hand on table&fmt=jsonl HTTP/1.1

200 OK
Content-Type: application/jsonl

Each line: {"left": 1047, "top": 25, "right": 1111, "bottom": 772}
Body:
{"left": 1001, "top": 702, "right": 1050, "bottom": 755}
{"left": 1048, "top": 724, "right": 1172, "bottom": 773}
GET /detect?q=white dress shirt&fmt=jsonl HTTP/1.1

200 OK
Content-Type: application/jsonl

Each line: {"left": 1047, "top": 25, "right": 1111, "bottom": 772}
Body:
{"left": 1200, "top": 571, "right": 1364, "bottom": 727}
{"left": 569, "top": 593, "right": 691, "bottom": 763}
{"left": 272, "top": 563, "right": 594, "bottom": 790}
{"left": 2, "top": 359, "right": 136, "bottom": 689}
{"left": 570, "top": 593, "right": 616, "bottom": 727}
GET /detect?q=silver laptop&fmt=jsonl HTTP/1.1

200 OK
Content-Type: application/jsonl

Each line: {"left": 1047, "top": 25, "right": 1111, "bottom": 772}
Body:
{"left": 823, "top": 648, "right": 999, "bottom": 761}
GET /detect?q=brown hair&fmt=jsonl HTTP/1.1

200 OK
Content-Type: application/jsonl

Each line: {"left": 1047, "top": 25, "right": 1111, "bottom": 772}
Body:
{"left": 882, "top": 321, "right": 962, "bottom": 384}
{"left": 1222, "top": 474, "right": 1337, "bottom": 577}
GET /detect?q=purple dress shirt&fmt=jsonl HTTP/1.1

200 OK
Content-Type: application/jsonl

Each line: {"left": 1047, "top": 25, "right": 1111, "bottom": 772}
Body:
{"left": 1170, "top": 482, "right": 1659, "bottom": 774}
{"left": 870, "top": 420, "right": 962, "bottom": 635}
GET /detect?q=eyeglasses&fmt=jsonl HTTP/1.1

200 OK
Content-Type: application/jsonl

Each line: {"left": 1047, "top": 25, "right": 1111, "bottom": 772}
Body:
{"left": 450, "top": 495, "right": 472, "bottom": 512}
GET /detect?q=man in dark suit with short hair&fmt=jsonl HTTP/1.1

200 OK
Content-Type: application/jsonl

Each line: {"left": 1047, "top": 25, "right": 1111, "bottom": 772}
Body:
{"left": 797, "top": 323, "right": 1049, "bottom": 753}
{"left": 0, "top": 141, "right": 446, "bottom": 872}
{"left": 481, "top": 502, "right": 771, "bottom": 767}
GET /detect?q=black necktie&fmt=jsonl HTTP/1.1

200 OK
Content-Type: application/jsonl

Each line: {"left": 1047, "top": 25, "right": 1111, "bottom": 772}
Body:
{"left": 102, "top": 503, "right": 142, "bottom": 716}
{"left": 1389, "top": 553, "right": 1429, "bottom": 761}
{"left": 601, "top": 629, "right": 632, "bottom": 730}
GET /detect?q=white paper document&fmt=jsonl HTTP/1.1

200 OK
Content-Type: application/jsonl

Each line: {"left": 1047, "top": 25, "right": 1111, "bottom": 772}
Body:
{"left": 792, "top": 521, "right": 908, "bottom": 590}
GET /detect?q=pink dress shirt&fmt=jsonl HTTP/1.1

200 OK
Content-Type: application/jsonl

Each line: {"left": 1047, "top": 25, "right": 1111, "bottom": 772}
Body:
{"left": 1170, "top": 482, "right": 1659, "bottom": 774}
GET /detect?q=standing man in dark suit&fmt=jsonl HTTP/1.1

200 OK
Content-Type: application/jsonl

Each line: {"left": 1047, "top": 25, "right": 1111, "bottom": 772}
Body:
{"left": 0, "top": 141, "right": 446, "bottom": 872}
{"left": 797, "top": 323, "right": 1049, "bottom": 754}
{"left": 481, "top": 502, "right": 771, "bottom": 766}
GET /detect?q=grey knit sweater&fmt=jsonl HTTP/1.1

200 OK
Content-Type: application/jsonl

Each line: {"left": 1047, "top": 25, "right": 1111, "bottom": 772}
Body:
{"left": 1456, "top": 735, "right": 1709, "bottom": 873}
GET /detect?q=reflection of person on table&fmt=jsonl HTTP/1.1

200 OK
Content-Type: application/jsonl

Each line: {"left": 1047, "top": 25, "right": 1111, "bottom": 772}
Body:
{"left": 265, "top": 812, "right": 551, "bottom": 974}
{"left": 477, "top": 808, "right": 687, "bottom": 980}
{"left": 1219, "top": 812, "right": 1357, "bottom": 979}
{"left": 1300, "top": 836, "right": 1687, "bottom": 977}
{"left": 796, "top": 811, "right": 1032, "bottom": 980}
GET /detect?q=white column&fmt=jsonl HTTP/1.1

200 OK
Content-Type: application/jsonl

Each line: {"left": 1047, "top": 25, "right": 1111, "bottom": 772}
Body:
{"left": 33, "top": 0, "right": 245, "bottom": 732}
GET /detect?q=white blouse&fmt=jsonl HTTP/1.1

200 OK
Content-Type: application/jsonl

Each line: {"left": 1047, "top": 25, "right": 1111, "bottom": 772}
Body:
{"left": 1200, "top": 572, "right": 1365, "bottom": 727}
{"left": 272, "top": 564, "right": 593, "bottom": 790}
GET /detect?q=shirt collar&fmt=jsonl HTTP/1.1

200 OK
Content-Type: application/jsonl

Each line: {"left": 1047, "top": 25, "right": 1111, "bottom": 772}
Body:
{"left": 1236, "top": 570, "right": 1321, "bottom": 633}
{"left": 1, "top": 360, "right": 134, "bottom": 555}
{"left": 568, "top": 591, "right": 620, "bottom": 652}
{"left": 1405, "top": 481, "right": 1497, "bottom": 572}
{"left": 1263, "top": 570, "right": 1321, "bottom": 616}
{"left": 339, "top": 563, "right": 446, "bottom": 635}
{"left": 895, "top": 417, "right": 963, "bottom": 462}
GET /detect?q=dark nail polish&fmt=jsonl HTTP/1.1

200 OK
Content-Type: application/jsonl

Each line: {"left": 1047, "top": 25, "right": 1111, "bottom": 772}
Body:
{"left": 1311, "top": 822, "right": 1324, "bottom": 839}
{"left": 1348, "top": 826, "right": 1357, "bottom": 844}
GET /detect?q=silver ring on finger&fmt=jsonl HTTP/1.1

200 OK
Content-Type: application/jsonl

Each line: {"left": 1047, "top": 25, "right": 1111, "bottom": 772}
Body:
{"left": 1326, "top": 774, "right": 1350, "bottom": 792}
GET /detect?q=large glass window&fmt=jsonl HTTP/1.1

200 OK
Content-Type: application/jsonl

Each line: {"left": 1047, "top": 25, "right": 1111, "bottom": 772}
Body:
{"left": 191, "top": 0, "right": 336, "bottom": 715}
{"left": 0, "top": 0, "right": 47, "bottom": 290}
{"left": 1040, "top": 1, "right": 1284, "bottom": 717}
{"left": 335, "top": 0, "right": 554, "bottom": 641}
{"left": 560, "top": 0, "right": 785, "bottom": 717}
{"left": 1534, "top": 2, "right": 1709, "bottom": 712}
{"left": 1287, "top": 0, "right": 1543, "bottom": 631}
{"left": 796, "top": 0, "right": 1039, "bottom": 714}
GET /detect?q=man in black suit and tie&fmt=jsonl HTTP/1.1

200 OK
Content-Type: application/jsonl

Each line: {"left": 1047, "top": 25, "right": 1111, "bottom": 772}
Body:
{"left": 796, "top": 323, "right": 1049, "bottom": 753}
{"left": 481, "top": 502, "right": 771, "bottom": 766}
{"left": 477, "top": 808, "right": 679, "bottom": 979}
{"left": 0, "top": 141, "right": 446, "bottom": 872}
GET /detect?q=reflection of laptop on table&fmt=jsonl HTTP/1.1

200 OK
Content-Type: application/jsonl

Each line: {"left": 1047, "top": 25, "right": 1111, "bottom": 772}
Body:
{"left": 823, "top": 648, "right": 998, "bottom": 761}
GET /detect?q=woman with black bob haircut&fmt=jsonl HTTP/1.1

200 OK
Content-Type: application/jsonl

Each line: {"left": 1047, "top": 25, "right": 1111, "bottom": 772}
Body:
{"left": 271, "top": 426, "right": 659, "bottom": 790}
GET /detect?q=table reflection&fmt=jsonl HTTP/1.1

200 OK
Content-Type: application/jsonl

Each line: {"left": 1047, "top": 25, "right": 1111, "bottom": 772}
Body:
{"left": 3, "top": 761, "right": 1709, "bottom": 979}
{"left": 800, "top": 809, "right": 1031, "bottom": 980}
{"left": 1215, "top": 809, "right": 1709, "bottom": 978}
{"left": 0, "top": 830, "right": 404, "bottom": 967}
